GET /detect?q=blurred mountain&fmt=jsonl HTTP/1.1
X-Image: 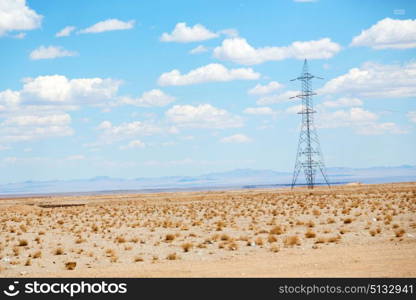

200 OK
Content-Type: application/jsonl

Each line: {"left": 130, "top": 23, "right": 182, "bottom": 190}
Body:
{"left": 1, "top": 165, "right": 415, "bottom": 196}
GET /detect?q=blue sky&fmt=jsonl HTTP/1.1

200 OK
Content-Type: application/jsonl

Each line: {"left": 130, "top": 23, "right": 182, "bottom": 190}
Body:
{"left": 0, "top": 0, "right": 415, "bottom": 184}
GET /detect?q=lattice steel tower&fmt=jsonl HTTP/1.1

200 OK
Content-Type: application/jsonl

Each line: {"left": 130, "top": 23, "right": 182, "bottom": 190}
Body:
{"left": 290, "top": 59, "right": 330, "bottom": 189}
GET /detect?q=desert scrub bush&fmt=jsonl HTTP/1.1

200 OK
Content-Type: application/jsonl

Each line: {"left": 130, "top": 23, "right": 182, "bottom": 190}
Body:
{"left": 327, "top": 218, "right": 335, "bottom": 224}
{"left": 54, "top": 247, "right": 64, "bottom": 255}
{"left": 165, "top": 234, "right": 175, "bottom": 242}
{"left": 220, "top": 234, "right": 231, "bottom": 241}
{"left": 255, "top": 237, "right": 264, "bottom": 246}
{"left": 284, "top": 235, "right": 301, "bottom": 247}
{"left": 33, "top": 251, "right": 42, "bottom": 259}
{"left": 227, "top": 242, "right": 238, "bottom": 251}
{"left": 268, "top": 235, "right": 277, "bottom": 243}
{"left": 134, "top": 256, "right": 144, "bottom": 262}
{"left": 181, "top": 243, "right": 193, "bottom": 253}
{"left": 343, "top": 218, "right": 353, "bottom": 224}
{"left": 270, "top": 245, "right": 280, "bottom": 253}
{"left": 65, "top": 261, "right": 77, "bottom": 270}
{"left": 305, "top": 229, "right": 316, "bottom": 238}
{"left": 269, "top": 225, "right": 284, "bottom": 235}
{"left": 24, "top": 258, "right": 31, "bottom": 266}
{"left": 115, "top": 236, "right": 126, "bottom": 243}
{"left": 395, "top": 229, "right": 405, "bottom": 238}
{"left": 18, "top": 239, "right": 28, "bottom": 247}
{"left": 166, "top": 253, "right": 179, "bottom": 260}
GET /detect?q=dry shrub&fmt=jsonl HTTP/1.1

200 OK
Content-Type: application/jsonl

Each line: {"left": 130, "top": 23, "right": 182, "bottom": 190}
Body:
{"left": 220, "top": 234, "right": 231, "bottom": 241}
{"left": 33, "top": 251, "right": 42, "bottom": 259}
{"left": 54, "top": 247, "right": 64, "bottom": 255}
{"left": 343, "top": 218, "right": 352, "bottom": 224}
{"left": 255, "top": 237, "right": 264, "bottom": 246}
{"left": 270, "top": 225, "right": 284, "bottom": 235}
{"left": 181, "top": 243, "right": 193, "bottom": 253}
{"left": 305, "top": 229, "right": 316, "bottom": 238}
{"left": 313, "top": 209, "right": 321, "bottom": 216}
{"left": 268, "top": 235, "right": 277, "bottom": 243}
{"left": 24, "top": 258, "right": 31, "bottom": 266}
{"left": 65, "top": 261, "right": 77, "bottom": 270}
{"left": 18, "top": 239, "right": 28, "bottom": 247}
{"left": 134, "top": 256, "right": 144, "bottom": 262}
{"left": 395, "top": 229, "right": 405, "bottom": 238}
{"left": 115, "top": 236, "right": 126, "bottom": 243}
{"left": 284, "top": 235, "right": 301, "bottom": 247}
{"left": 165, "top": 234, "right": 175, "bottom": 242}
{"left": 270, "top": 245, "right": 280, "bottom": 253}
{"left": 227, "top": 242, "right": 238, "bottom": 251}
{"left": 166, "top": 253, "right": 179, "bottom": 260}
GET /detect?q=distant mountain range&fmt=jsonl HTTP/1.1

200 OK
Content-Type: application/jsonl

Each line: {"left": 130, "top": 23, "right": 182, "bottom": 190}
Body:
{"left": 1, "top": 165, "right": 415, "bottom": 196}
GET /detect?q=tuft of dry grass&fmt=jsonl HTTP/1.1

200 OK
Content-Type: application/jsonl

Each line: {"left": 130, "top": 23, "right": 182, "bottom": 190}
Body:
{"left": 181, "top": 243, "right": 193, "bottom": 253}
{"left": 33, "top": 251, "right": 42, "bottom": 259}
{"left": 395, "top": 229, "right": 405, "bottom": 238}
{"left": 270, "top": 225, "right": 284, "bottom": 235}
{"left": 65, "top": 261, "right": 77, "bottom": 270}
{"left": 270, "top": 245, "right": 280, "bottom": 253}
{"left": 284, "top": 235, "right": 301, "bottom": 247}
{"left": 267, "top": 235, "right": 277, "bottom": 243}
{"left": 165, "top": 234, "right": 175, "bottom": 242}
{"left": 134, "top": 256, "right": 144, "bottom": 262}
{"left": 343, "top": 218, "right": 353, "bottom": 224}
{"left": 305, "top": 229, "right": 316, "bottom": 238}
{"left": 166, "top": 252, "right": 179, "bottom": 260}
{"left": 54, "top": 247, "right": 64, "bottom": 255}
{"left": 18, "top": 239, "right": 28, "bottom": 247}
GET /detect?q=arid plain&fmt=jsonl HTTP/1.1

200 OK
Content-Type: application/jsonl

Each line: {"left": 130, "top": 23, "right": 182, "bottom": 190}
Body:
{"left": 0, "top": 182, "right": 415, "bottom": 277}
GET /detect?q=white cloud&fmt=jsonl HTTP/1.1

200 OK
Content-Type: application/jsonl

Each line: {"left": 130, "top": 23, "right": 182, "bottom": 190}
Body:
{"left": 3, "top": 114, "right": 71, "bottom": 126}
{"left": 12, "top": 32, "right": 25, "bottom": 39}
{"left": 218, "top": 28, "right": 239, "bottom": 37}
{"left": 160, "top": 22, "right": 218, "bottom": 43}
{"left": 119, "top": 140, "right": 145, "bottom": 150}
{"left": 189, "top": 45, "right": 208, "bottom": 54}
{"left": 118, "top": 89, "right": 175, "bottom": 107}
{"left": 213, "top": 37, "right": 341, "bottom": 65}
{"left": 317, "top": 107, "right": 406, "bottom": 135}
{"left": 166, "top": 104, "right": 243, "bottom": 129}
{"left": 0, "top": 113, "right": 73, "bottom": 142}
{"left": 256, "top": 90, "right": 298, "bottom": 105}
{"left": 220, "top": 134, "right": 252, "bottom": 143}
{"left": 407, "top": 111, "right": 416, "bottom": 123}
{"left": 321, "top": 97, "right": 363, "bottom": 108}
{"left": 285, "top": 104, "right": 303, "bottom": 114}
{"left": 244, "top": 107, "right": 276, "bottom": 115}
{"left": 79, "top": 19, "right": 135, "bottom": 34}
{"left": 97, "top": 120, "right": 162, "bottom": 143}
{"left": 319, "top": 61, "right": 416, "bottom": 99}
{"left": 248, "top": 81, "right": 283, "bottom": 95}
{"left": 0, "top": 145, "right": 10, "bottom": 151}
{"left": 355, "top": 122, "right": 407, "bottom": 135}
{"left": 158, "top": 63, "right": 260, "bottom": 86}
{"left": 0, "top": 0, "right": 42, "bottom": 36}
{"left": 56, "top": 26, "right": 76, "bottom": 37}
{"left": 351, "top": 18, "right": 416, "bottom": 49}
{"left": 20, "top": 75, "right": 121, "bottom": 104}
{"left": 30, "top": 45, "right": 78, "bottom": 60}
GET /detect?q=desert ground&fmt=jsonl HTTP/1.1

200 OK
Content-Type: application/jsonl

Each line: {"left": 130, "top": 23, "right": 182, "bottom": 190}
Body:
{"left": 0, "top": 182, "right": 415, "bottom": 277}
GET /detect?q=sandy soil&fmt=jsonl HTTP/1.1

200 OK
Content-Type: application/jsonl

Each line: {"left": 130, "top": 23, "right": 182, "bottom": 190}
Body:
{"left": 0, "top": 182, "right": 415, "bottom": 277}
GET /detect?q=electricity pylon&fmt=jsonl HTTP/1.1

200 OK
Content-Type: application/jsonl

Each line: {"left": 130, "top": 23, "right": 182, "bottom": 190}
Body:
{"left": 290, "top": 59, "right": 330, "bottom": 189}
